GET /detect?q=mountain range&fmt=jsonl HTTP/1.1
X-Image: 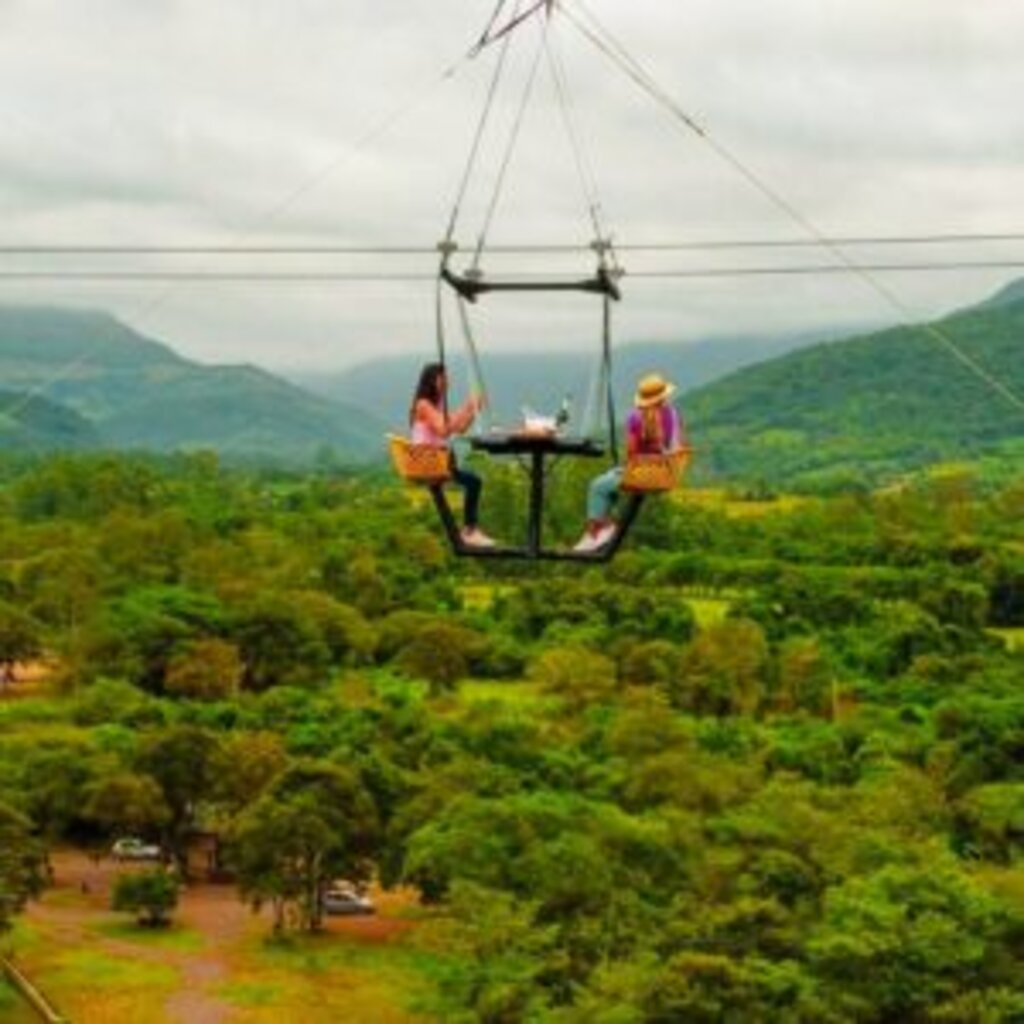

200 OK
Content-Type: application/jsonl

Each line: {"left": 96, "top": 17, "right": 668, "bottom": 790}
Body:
{"left": 0, "top": 279, "right": 1020, "bottom": 485}
{"left": 0, "top": 308, "right": 381, "bottom": 463}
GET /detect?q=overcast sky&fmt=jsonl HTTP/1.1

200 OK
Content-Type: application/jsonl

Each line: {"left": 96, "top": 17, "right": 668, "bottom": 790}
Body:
{"left": 1, "top": 0, "right": 1022, "bottom": 373}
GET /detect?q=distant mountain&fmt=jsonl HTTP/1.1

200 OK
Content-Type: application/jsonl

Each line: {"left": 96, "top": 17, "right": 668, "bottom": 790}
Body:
{"left": 686, "top": 279, "right": 1024, "bottom": 489}
{"left": 289, "top": 330, "right": 847, "bottom": 432}
{"left": 0, "top": 307, "right": 382, "bottom": 463}
{"left": 0, "top": 389, "right": 99, "bottom": 452}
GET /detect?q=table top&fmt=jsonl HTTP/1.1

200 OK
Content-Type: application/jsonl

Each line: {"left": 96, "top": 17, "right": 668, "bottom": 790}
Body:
{"left": 470, "top": 431, "right": 606, "bottom": 457}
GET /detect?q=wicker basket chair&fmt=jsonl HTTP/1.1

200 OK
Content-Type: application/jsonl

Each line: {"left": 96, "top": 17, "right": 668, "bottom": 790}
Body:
{"left": 387, "top": 435, "right": 452, "bottom": 485}
{"left": 621, "top": 446, "right": 694, "bottom": 493}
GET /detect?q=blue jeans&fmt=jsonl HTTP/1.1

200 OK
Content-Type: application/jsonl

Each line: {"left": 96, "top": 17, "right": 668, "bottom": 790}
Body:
{"left": 587, "top": 467, "right": 623, "bottom": 522}
{"left": 453, "top": 467, "right": 482, "bottom": 529}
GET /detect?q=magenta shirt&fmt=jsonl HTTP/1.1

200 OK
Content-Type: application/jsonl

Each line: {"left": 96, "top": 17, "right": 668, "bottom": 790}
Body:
{"left": 627, "top": 405, "right": 682, "bottom": 453}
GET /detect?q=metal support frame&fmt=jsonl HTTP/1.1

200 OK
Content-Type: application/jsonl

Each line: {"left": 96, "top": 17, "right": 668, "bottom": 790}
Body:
{"left": 441, "top": 264, "right": 622, "bottom": 303}
{"left": 427, "top": 479, "right": 645, "bottom": 564}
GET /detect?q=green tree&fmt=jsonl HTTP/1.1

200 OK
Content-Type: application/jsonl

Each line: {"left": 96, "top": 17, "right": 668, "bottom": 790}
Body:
{"left": 233, "top": 595, "right": 331, "bottom": 691}
{"left": 229, "top": 761, "right": 378, "bottom": 934}
{"left": 111, "top": 870, "right": 178, "bottom": 927}
{"left": 808, "top": 864, "right": 1021, "bottom": 1020}
{"left": 395, "top": 621, "right": 483, "bottom": 695}
{"left": 0, "top": 802, "right": 47, "bottom": 933}
{"left": 0, "top": 600, "right": 42, "bottom": 687}
{"left": 674, "top": 620, "right": 770, "bottom": 716}
{"left": 164, "top": 637, "right": 244, "bottom": 701}
{"left": 529, "top": 646, "right": 618, "bottom": 711}
{"left": 211, "top": 731, "right": 289, "bottom": 815}
{"left": 775, "top": 637, "right": 834, "bottom": 717}
{"left": 954, "top": 783, "right": 1024, "bottom": 863}
{"left": 83, "top": 771, "right": 171, "bottom": 838}
{"left": 136, "top": 726, "right": 221, "bottom": 876}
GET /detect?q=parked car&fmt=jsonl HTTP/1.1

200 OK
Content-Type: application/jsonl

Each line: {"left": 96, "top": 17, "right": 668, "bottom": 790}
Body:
{"left": 111, "top": 837, "right": 163, "bottom": 862}
{"left": 322, "top": 887, "right": 375, "bottom": 916}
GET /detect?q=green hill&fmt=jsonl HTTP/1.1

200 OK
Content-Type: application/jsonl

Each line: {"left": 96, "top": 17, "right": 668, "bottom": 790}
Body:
{"left": 686, "top": 280, "right": 1024, "bottom": 489}
{"left": 0, "top": 307, "right": 382, "bottom": 463}
{"left": 0, "top": 389, "right": 99, "bottom": 452}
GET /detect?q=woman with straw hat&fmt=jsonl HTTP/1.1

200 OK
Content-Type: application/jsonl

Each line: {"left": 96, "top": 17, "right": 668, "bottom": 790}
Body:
{"left": 573, "top": 373, "right": 685, "bottom": 553}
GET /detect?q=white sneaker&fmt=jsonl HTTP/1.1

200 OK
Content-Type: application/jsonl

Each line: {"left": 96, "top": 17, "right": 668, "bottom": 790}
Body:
{"left": 461, "top": 528, "right": 497, "bottom": 548}
{"left": 573, "top": 532, "right": 598, "bottom": 553}
{"left": 593, "top": 523, "right": 618, "bottom": 548}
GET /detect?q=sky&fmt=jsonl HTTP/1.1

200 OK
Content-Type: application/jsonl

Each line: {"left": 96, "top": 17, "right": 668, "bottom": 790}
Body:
{"left": 1, "top": 0, "right": 1022, "bottom": 373}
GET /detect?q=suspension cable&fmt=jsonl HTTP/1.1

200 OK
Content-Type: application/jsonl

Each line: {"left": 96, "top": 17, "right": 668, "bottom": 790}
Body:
{"left": 1, "top": 261, "right": 1022, "bottom": 281}
{"left": 472, "top": 0, "right": 552, "bottom": 55}
{"left": 3, "top": 233, "right": 1021, "bottom": 257}
{"left": 445, "top": 0, "right": 524, "bottom": 244}
{"left": 544, "top": 23, "right": 606, "bottom": 244}
{"left": 471, "top": 15, "right": 552, "bottom": 271}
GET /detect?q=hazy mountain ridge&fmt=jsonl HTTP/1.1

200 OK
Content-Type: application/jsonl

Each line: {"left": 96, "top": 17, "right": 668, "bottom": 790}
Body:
{"left": 0, "top": 307, "right": 383, "bottom": 463}
{"left": 289, "top": 329, "right": 848, "bottom": 431}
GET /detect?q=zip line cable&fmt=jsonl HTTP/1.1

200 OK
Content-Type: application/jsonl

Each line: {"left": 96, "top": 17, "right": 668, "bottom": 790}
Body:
{"left": 561, "top": 0, "right": 1024, "bottom": 416}
{"left": 1, "top": 261, "right": 1023, "bottom": 282}
{"left": 2, "top": 234, "right": 1023, "bottom": 255}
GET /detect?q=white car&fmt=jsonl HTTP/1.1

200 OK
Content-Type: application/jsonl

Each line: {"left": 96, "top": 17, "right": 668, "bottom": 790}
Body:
{"left": 322, "top": 887, "right": 375, "bottom": 916}
{"left": 111, "top": 837, "right": 162, "bottom": 862}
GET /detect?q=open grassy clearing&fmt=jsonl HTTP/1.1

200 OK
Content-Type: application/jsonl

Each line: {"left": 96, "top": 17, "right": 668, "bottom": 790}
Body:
{"left": 674, "top": 487, "right": 813, "bottom": 518}
{"left": 15, "top": 849, "right": 439, "bottom": 1023}
{"left": 685, "top": 596, "right": 732, "bottom": 628}
{"left": 216, "top": 937, "right": 444, "bottom": 1023}
{"left": 458, "top": 678, "right": 549, "bottom": 708}
{"left": 989, "top": 627, "right": 1024, "bottom": 652}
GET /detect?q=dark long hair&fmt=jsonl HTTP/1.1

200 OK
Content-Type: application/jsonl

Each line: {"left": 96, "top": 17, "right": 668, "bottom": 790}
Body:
{"left": 409, "top": 362, "right": 445, "bottom": 426}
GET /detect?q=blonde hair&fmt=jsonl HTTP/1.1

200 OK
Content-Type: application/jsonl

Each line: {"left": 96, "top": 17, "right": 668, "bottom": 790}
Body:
{"left": 640, "top": 404, "right": 664, "bottom": 448}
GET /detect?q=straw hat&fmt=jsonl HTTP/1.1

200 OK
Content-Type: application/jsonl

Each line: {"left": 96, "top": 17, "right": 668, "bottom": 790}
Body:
{"left": 634, "top": 373, "right": 676, "bottom": 408}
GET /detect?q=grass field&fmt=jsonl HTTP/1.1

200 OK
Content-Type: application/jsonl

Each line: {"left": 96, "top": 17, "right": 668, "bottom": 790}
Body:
{"left": 16, "top": 850, "right": 439, "bottom": 1023}
{"left": 0, "top": 976, "right": 40, "bottom": 1024}
{"left": 675, "top": 488, "right": 812, "bottom": 518}
{"left": 990, "top": 628, "right": 1024, "bottom": 652}
{"left": 685, "top": 597, "right": 732, "bottom": 628}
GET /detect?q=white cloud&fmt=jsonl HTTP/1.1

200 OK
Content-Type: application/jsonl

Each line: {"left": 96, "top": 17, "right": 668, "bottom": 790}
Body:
{"left": 0, "top": 0, "right": 1020, "bottom": 370}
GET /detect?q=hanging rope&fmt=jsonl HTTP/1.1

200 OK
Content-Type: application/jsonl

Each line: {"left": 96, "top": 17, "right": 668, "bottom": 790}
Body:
{"left": 471, "top": 15, "right": 552, "bottom": 271}
{"left": 562, "top": 0, "right": 1024, "bottom": 418}
{"left": 602, "top": 293, "right": 619, "bottom": 462}
{"left": 433, "top": 271, "right": 452, "bottom": 426}
{"left": 544, "top": 22, "right": 608, "bottom": 246}
{"left": 445, "top": 0, "right": 524, "bottom": 245}
{"left": 456, "top": 296, "right": 493, "bottom": 435}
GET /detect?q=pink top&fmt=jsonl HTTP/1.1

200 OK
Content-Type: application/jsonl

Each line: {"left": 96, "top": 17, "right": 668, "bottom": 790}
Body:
{"left": 412, "top": 419, "right": 446, "bottom": 446}
{"left": 412, "top": 402, "right": 447, "bottom": 447}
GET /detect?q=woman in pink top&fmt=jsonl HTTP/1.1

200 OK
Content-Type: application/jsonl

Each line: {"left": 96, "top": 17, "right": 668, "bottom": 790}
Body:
{"left": 574, "top": 373, "right": 684, "bottom": 552}
{"left": 410, "top": 362, "right": 496, "bottom": 548}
